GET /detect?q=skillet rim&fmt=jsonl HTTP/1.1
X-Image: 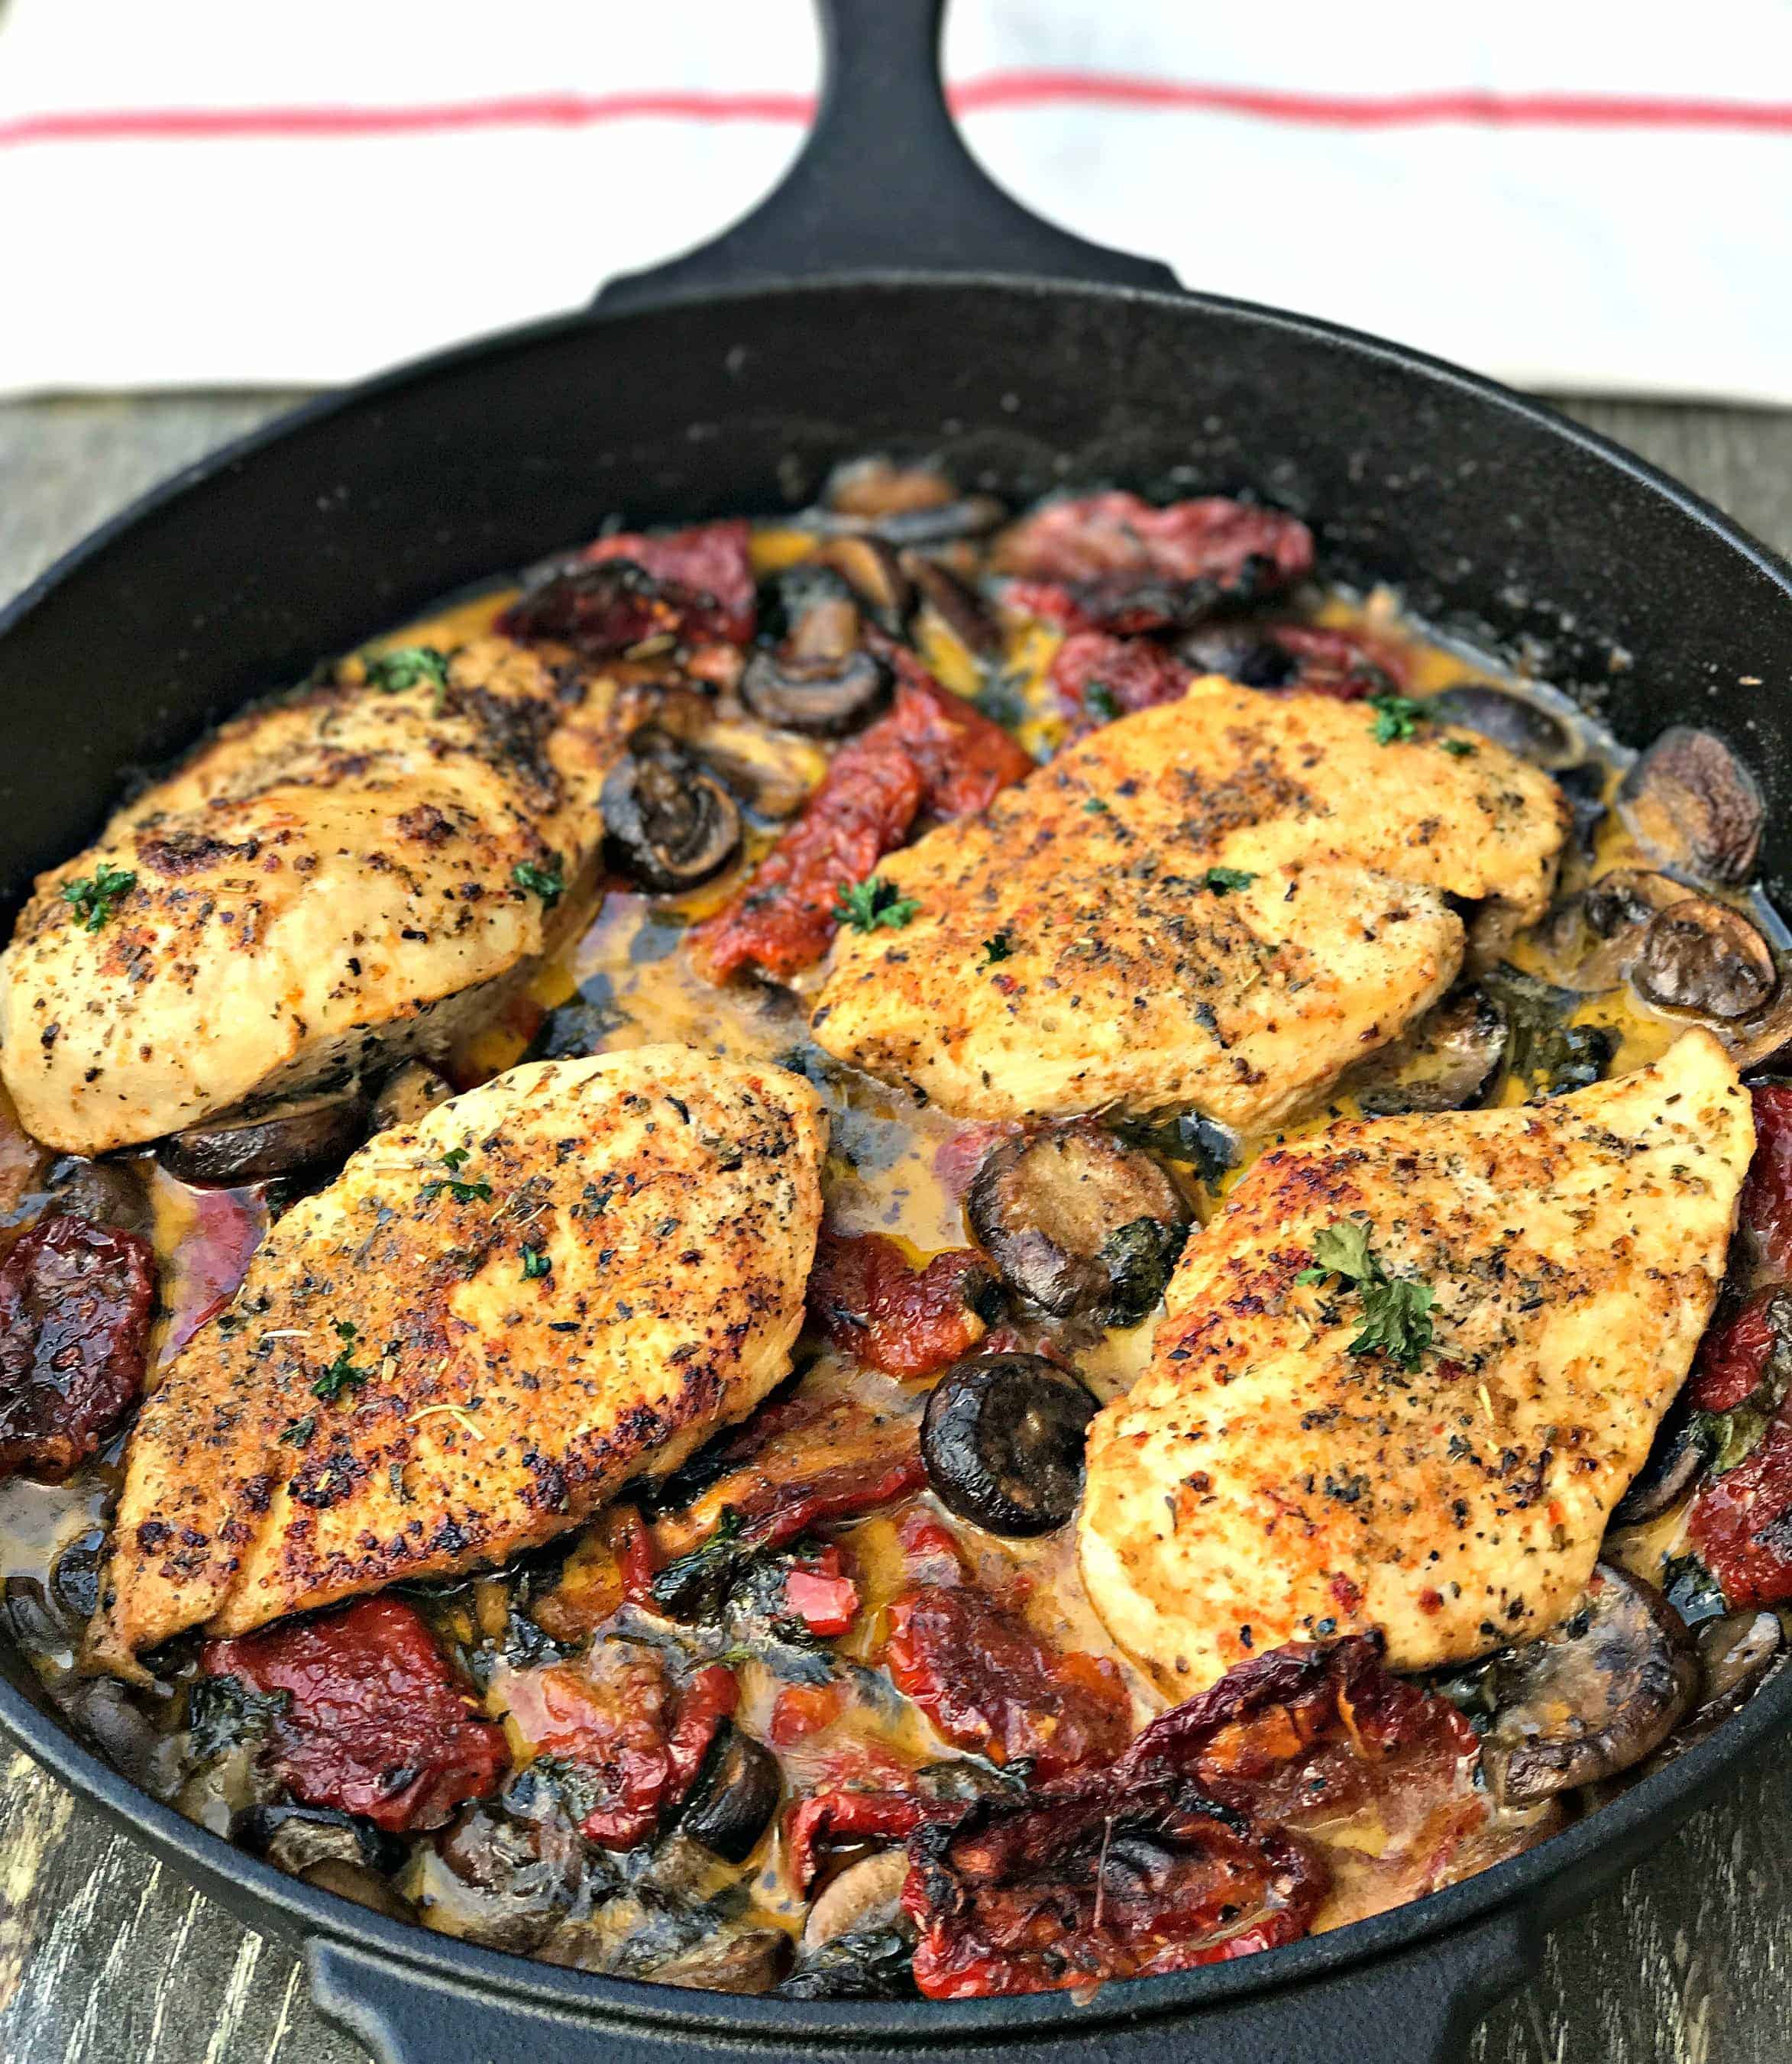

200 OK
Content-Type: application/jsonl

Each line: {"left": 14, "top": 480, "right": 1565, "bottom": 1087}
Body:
{"left": 4, "top": 267, "right": 1792, "bottom": 2034}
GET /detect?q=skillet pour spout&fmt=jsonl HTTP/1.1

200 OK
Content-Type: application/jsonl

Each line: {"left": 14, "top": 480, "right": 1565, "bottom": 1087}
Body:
{"left": 4, "top": 3, "right": 1792, "bottom": 2062}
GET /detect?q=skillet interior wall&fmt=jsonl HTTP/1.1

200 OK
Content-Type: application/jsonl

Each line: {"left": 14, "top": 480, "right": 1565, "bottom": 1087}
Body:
{"left": 3, "top": 281, "right": 1789, "bottom": 927}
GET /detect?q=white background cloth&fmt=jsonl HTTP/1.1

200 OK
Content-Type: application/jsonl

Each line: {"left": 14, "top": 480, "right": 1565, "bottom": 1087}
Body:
{"left": 2, "top": 0, "right": 1790, "bottom": 401}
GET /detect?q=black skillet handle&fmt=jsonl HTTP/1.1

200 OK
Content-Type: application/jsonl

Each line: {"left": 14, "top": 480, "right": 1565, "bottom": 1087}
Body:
{"left": 595, "top": 0, "right": 1180, "bottom": 312}
{"left": 309, "top": 1907, "right": 1538, "bottom": 2064}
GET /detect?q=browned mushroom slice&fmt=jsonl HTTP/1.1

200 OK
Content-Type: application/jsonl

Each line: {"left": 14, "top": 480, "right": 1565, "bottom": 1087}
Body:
{"left": 159, "top": 1091, "right": 369, "bottom": 1185}
{"left": 818, "top": 458, "right": 1007, "bottom": 545}
{"left": 404, "top": 1797, "right": 585, "bottom": 1953}
{"left": 1428, "top": 684, "right": 1578, "bottom": 768}
{"left": 902, "top": 552, "right": 1002, "bottom": 658}
{"left": 742, "top": 571, "right": 892, "bottom": 735}
{"left": 1632, "top": 896, "right": 1777, "bottom": 1020}
{"left": 370, "top": 1060, "right": 454, "bottom": 1134}
{"left": 811, "top": 536, "right": 911, "bottom": 631}
{"left": 966, "top": 1124, "right": 1192, "bottom": 1320}
{"left": 1694, "top": 1609, "right": 1784, "bottom": 1723}
{"left": 1480, "top": 1563, "right": 1698, "bottom": 1805}
{"left": 1345, "top": 990, "right": 1508, "bottom": 1116}
{"left": 674, "top": 1724, "right": 781, "bottom": 1862}
{"left": 1611, "top": 1404, "right": 1710, "bottom": 1525}
{"left": 599, "top": 728, "right": 742, "bottom": 891}
{"left": 1619, "top": 726, "right": 1764, "bottom": 887}
{"left": 801, "top": 1849, "right": 912, "bottom": 1952}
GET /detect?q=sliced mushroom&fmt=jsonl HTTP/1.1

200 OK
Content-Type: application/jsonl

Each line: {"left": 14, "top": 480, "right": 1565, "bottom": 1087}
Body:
{"left": 600, "top": 728, "right": 742, "bottom": 892}
{"left": 1612, "top": 1406, "right": 1710, "bottom": 1526}
{"left": 1632, "top": 896, "right": 1777, "bottom": 1021}
{"left": 1695, "top": 1609, "right": 1783, "bottom": 1720}
{"left": 50, "top": 1526, "right": 106, "bottom": 1625}
{"left": 404, "top": 1798, "right": 583, "bottom": 1953}
{"left": 1480, "top": 1563, "right": 1698, "bottom": 1805}
{"left": 1174, "top": 626, "right": 1299, "bottom": 688}
{"left": 902, "top": 552, "right": 1001, "bottom": 658}
{"left": 300, "top": 1856, "right": 416, "bottom": 1923}
{"left": 742, "top": 571, "right": 891, "bottom": 735}
{"left": 239, "top": 1800, "right": 404, "bottom": 1877}
{"left": 675, "top": 1723, "right": 781, "bottom": 1863}
{"left": 1427, "top": 684, "right": 1577, "bottom": 767}
{"left": 802, "top": 1849, "right": 912, "bottom": 1951}
{"left": 921, "top": 1353, "right": 1099, "bottom": 1537}
{"left": 818, "top": 459, "right": 1006, "bottom": 545}
{"left": 649, "top": 1928, "right": 795, "bottom": 1994}
{"left": 1619, "top": 726, "right": 1764, "bottom": 887}
{"left": 44, "top": 1154, "right": 152, "bottom": 1238}
{"left": 160, "top": 1092, "right": 368, "bottom": 1186}
{"left": 812, "top": 536, "right": 911, "bottom": 631}
{"left": 1553, "top": 760, "right": 1610, "bottom": 855}
{"left": 370, "top": 1060, "right": 454, "bottom": 1134}
{"left": 967, "top": 1123, "right": 1192, "bottom": 1320}
{"left": 1347, "top": 990, "right": 1508, "bottom": 1116}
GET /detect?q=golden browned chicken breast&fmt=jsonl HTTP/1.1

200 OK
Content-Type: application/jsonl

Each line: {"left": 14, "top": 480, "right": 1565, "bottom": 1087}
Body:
{"left": 0, "top": 638, "right": 630, "bottom": 1156}
{"left": 93, "top": 1045, "right": 824, "bottom": 1663}
{"left": 1078, "top": 1030, "right": 1752, "bottom": 1693}
{"left": 810, "top": 680, "right": 1568, "bottom": 1129}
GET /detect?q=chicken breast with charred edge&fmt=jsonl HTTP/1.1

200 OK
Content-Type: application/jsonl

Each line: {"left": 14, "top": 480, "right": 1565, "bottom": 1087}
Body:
{"left": 92, "top": 1045, "right": 825, "bottom": 1665}
{"left": 0, "top": 637, "right": 639, "bottom": 1157}
{"left": 1078, "top": 1030, "right": 1752, "bottom": 1693}
{"left": 810, "top": 678, "right": 1568, "bottom": 1129}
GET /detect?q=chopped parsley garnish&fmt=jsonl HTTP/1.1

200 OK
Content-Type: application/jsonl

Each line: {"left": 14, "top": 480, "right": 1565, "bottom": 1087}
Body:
{"left": 364, "top": 645, "right": 450, "bottom": 698}
{"left": 512, "top": 859, "right": 564, "bottom": 907}
{"left": 421, "top": 1145, "right": 493, "bottom": 1205}
{"left": 186, "top": 1674, "right": 292, "bottom": 1762}
{"left": 1441, "top": 738, "right": 1480, "bottom": 758}
{"left": 1082, "top": 797, "right": 1111, "bottom": 816}
{"left": 279, "top": 1413, "right": 317, "bottom": 1448}
{"left": 834, "top": 876, "right": 920, "bottom": 934}
{"left": 312, "top": 1319, "right": 370, "bottom": 1402}
{"left": 60, "top": 862, "right": 137, "bottom": 933}
{"left": 1368, "top": 693, "right": 1430, "bottom": 746}
{"left": 520, "top": 1244, "right": 552, "bottom": 1279}
{"left": 1297, "top": 1219, "right": 1437, "bottom": 1371}
{"left": 982, "top": 931, "right": 1016, "bottom": 966}
{"left": 1082, "top": 681, "right": 1121, "bottom": 723}
{"left": 1202, "top": 867, "right": 1257, "bottom": 895}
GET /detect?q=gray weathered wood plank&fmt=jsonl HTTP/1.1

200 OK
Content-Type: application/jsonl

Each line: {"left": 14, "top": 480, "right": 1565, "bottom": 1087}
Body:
{"left": 1, "top": 388, "right": 1789, "bottom": 2064}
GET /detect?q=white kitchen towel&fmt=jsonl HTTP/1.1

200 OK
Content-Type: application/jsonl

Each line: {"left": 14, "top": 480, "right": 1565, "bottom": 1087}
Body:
{"left": 2, "top": 0, "right": 1790, "bottom": 401}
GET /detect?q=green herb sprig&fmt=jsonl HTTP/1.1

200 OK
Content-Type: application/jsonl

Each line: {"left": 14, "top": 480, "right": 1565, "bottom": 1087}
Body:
{"left": 364, "top": 646, "right": 451, "bottom": 702}
{"left": 834, "top": 876, "right": 920, "bottom": 934}
{"left": 312, "top": 1319, "right": 370, "bottom": 1402}
{"left": 1202, "top": 867, "right": 1257, "bottom": 895}
{"left": 60, "top": 862, "right": 137, "bottom": 933}
{"left": 1368, "top": 693, "right": 1430, "bottom": 746}
{"left": 1297, "top": 1220, "right": 1437, "bottom": 1371}
{"left": 421, "top": 1146, "right": 493, "bottom": 1205}
{"left": 512, "top": 859, "right": 564, "bottom": 907}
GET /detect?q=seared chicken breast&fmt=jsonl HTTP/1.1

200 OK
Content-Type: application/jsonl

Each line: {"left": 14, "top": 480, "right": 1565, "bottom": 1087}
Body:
{"left": 810, "top": 680, "right": 1568, "bottom": 1129}
{"left": 1079, "top": 1030, "right": 1752, "bottom": 1692}
{"left": 0, "top": 637, "right": 632, "bottom": 1156}
{"left": 94, "top": 1045, "right": 824, "bottom": 1661}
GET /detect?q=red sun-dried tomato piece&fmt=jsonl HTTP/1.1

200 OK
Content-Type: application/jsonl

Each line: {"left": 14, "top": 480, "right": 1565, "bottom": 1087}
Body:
{"left": 1741, "top": 1084, "right": 1792, "bottom": 1279}
{"left": 1692, "top": 1286, "right": 1792, "bottom": 1413}
{"left": 995, "top": 492, "right": 1313, "bottom": 635}
{"left": 904, "top": 1774, "right": 1323, "bottom": 1999}
{"left": 1267, "top": 623, "right": 1412, "bottom": 699}
{"left": 783, "top": 1547, "right": 862, "bottom": 1638}
{"left": 787, "top": 1785, "right": 930, "bottom": 1891}
{"left": 691, "top": 660, "right": 1030, "bottom": 985}
{"left": 1048, "top": 629, "right": 1191, "bottom": 725}
{"left": 159, "top": 1185, "right": 270, "bottom": 1360}
{"left": 500, "top": 518, "right": 755, "bottom": 655}
{"left": 885, "top": 1584, "right": 1133, "bottom": 1781}
{"left": 503, "top": 1645, "right": 736, "bottom": 1849}
{"left": 200, "top": 1596, "right": 509, "bottom": 1833}
{"left": 807, "top": 1229, "right": 1000, "bottom": 1381}
{"left": 0, "top": 1214, "right": 157, "bottom": 1483}
{"left": 1688, "top": 1389, "right": 1792, "bottom": 1609}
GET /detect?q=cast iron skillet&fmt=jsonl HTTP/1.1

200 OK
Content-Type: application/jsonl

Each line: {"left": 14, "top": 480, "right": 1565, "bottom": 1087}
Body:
{"left": 3, "top": 4, "right": 1790, "bottom": 2059}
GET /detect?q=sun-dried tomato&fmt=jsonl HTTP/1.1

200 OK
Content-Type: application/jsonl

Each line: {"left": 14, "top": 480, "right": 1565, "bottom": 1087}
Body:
{"left": 500, "top": 519, "right": 755, "bottom": 655}
{"left": 650, "top": 1393, "right": 926, "bottom": 1567}
{"left": 904, "top": 1774, "right": 1323, "bottom": 1998}
{"left": 787, "top": 1786, "right": 929, "bottom": 1891}
{"left": 769, "top": 1678, "right": 850, "bottom": 1747}
{"left": 200, "top": 1596, "right": 509, "bottom": 1833}
{"left": 1048, "top": 629, "right": 1191, "bottom": 724}
{"left": 1267, "top": 623, "right": 1411, "bottom": 699}
{"left": 1689, "top": 1389, "right": 1792, "bottom": 1608}
{"left": 1692, "top": 1286, "right": 1792, "bottom": 1413}
{"left": 159, "top": 1185, "right": 270, "bottom": 1360}
{"left": 933, "top": 1122, "right": 1022, "bottom": 1202}
{"left": 504, "top": 1645, "right": 736, "bottom": 1849}
{"left": 995, "top": 492, "right": 1313, "bottom": 634}
{"left": 885, "top": 1584, "right": 1132, "bottom": 1781}
{"left": 807, "top": 1230, "right": 999, "bottom": 1381}
{"left": 691, "top": 665, "right": 1030, "bottom": 984}
{"left": 0, "top": 1214, "right": 157, "bottom": 1482}
{"left": 783, "top": 1547, "right": 862, "bottom": 1638}
{"left": 1741, "top": 1084, "right": 1792, "bottom": 1279}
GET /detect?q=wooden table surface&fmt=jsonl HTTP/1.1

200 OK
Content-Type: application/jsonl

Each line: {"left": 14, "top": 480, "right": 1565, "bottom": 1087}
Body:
{"left": 2, "top": 390, "right": 1791, "bottom": 2064}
